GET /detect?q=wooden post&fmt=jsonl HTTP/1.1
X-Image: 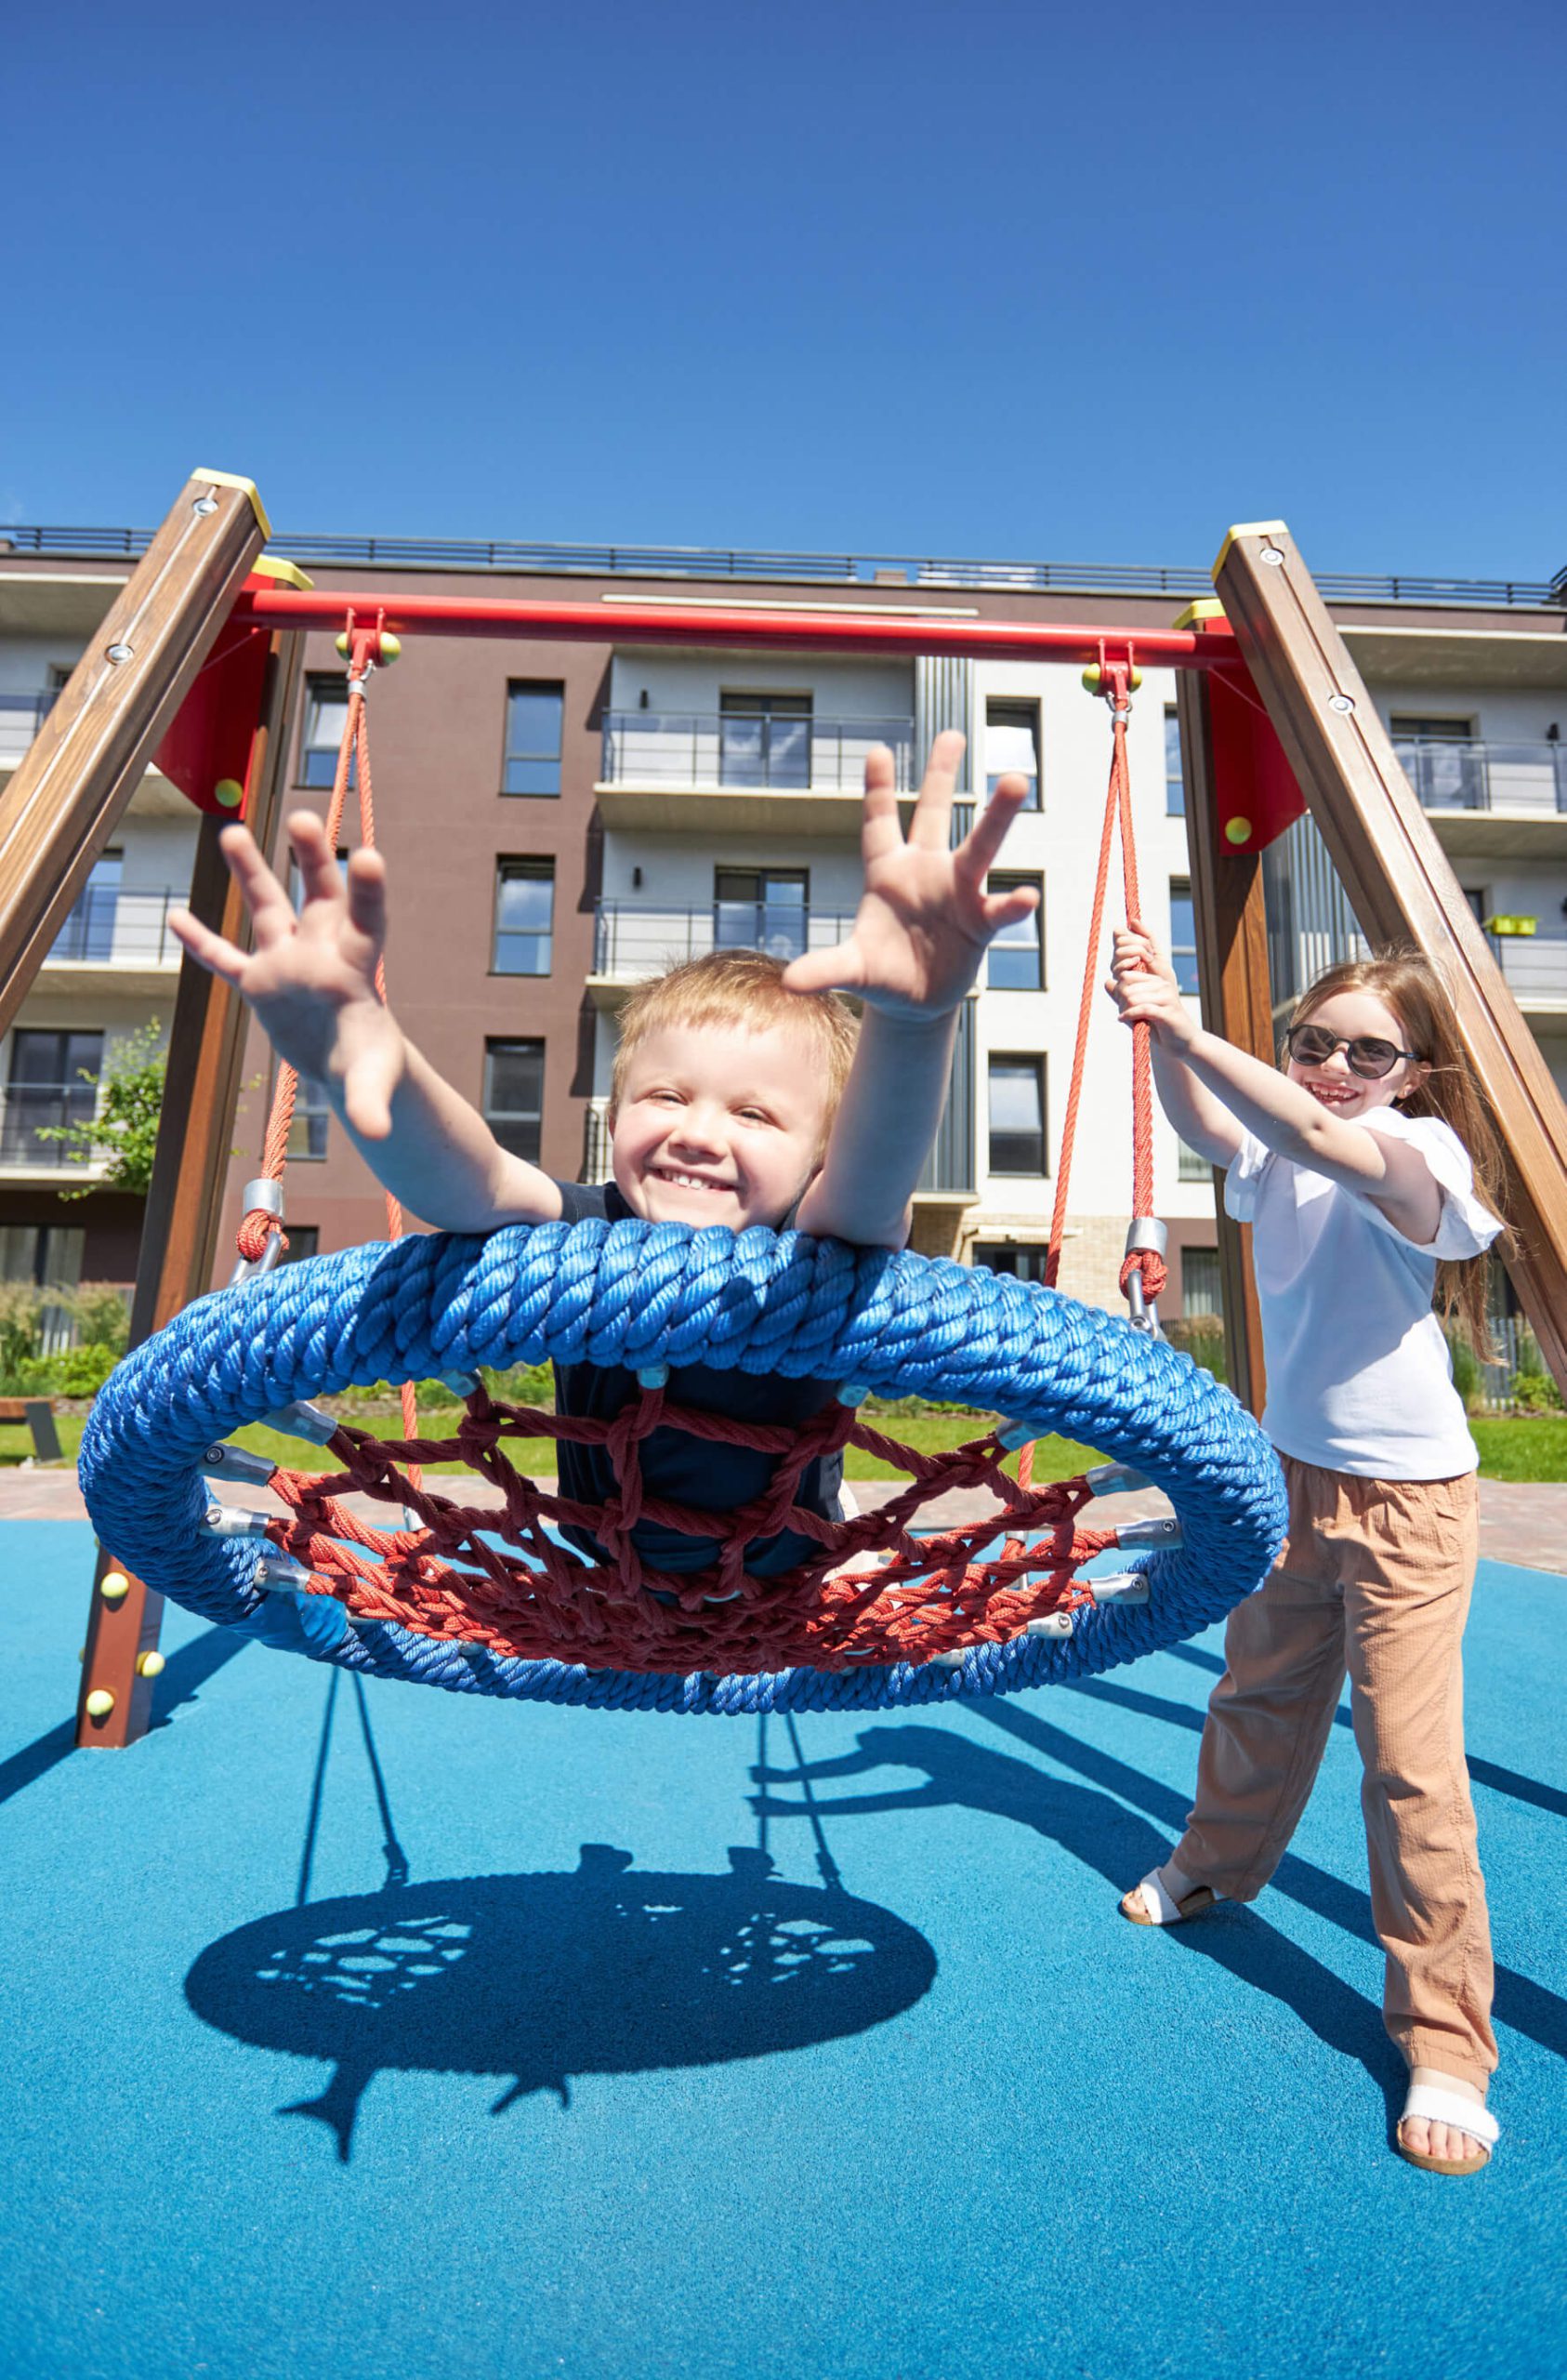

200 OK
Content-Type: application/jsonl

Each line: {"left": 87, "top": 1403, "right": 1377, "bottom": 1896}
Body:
{"left": 1214, "top": 521, "right": 1567, "bottom": 1393}
{"left": 0, "top": 471, "right": 270, "bottom": 1038}
{"left": 1175, "top": 647, "right": 1271, "bottom": 1417}
{"left": 75, "top": 626, "right": 302, "bottom": 1750}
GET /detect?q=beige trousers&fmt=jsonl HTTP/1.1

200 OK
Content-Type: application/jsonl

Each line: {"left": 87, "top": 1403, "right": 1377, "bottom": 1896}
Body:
{"left": 1176, "top": 1454, "right": 1496, "bottom": 2087}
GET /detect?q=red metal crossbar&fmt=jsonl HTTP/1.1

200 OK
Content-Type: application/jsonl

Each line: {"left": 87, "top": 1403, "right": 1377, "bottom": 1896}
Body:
{"left": 230, "top": 585, "right": 1242, "bottom": 669}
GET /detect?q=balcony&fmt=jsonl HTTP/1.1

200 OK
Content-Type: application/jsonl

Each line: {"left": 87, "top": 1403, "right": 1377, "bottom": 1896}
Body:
{"left": 0, "top": 1083, "right": 103, "bottom": 1179}
{"left": 0, "top": 687, "right": 186, "bottom": 814}
{"left": 588, "top": 900, "right": 857, "bottom": 1004}
{"left": 1488, "top": 932, "right": 1567, "bottom": 1015}
{"left": 1395, "top": 738, "right": 1567, "bottom": 861}
{"left": 38, "top": 888, "right": 186, "bottom": 996}
{"left": 596, "top": 711, "right": 915, "bottom": 832}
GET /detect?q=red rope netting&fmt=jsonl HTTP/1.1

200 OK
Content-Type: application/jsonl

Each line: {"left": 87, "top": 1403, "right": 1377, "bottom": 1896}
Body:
{"left": 237, "top": 638, "right": 1160, "bottom": 1674}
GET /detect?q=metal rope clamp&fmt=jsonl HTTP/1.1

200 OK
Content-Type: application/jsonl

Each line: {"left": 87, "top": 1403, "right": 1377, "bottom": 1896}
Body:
{"left": 1124, "top": 1216, "right": 1166, "bottom": 1336}
{"left": 230, "top": 1177, "right": 286, "bottom": 1287}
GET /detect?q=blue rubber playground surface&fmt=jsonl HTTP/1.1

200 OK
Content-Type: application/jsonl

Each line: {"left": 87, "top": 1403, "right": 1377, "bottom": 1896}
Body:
{"left": 4, "top": 1520, "right": 1564, "bottom": 2380}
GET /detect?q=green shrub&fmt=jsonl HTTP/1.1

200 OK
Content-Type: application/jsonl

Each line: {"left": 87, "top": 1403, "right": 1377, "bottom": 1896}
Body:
{"left": 11, "top": 1342, "right": 122, "bottom": 1397}
{"left": 1508, "top": 1323, "right": 1563, "bottom": 1413}
{"left": 1445, "top": 1329, "right": 1484, "bottom": 1415}
{"left": 63, "top": 1281, "right": 132, "bottom": 1355}
{"left": 1165, "top": 1313, "right": 1229, "bottom": 1386}
{"left": 0, "top": 1282, "right": 43, "bottom": 1384}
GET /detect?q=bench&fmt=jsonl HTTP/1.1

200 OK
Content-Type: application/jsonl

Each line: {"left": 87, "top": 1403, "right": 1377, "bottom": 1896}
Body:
{"left": 0, "top": 1397, "right": 63, "bottom": 1463}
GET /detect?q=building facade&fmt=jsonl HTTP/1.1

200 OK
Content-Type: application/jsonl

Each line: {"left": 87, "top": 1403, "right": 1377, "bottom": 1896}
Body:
{"left": 2, "top": 530, "right": 1561, "bottom": 1329}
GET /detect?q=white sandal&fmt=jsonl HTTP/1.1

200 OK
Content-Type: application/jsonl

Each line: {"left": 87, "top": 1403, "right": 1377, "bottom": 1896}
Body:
{"left": 1118, "top": 1868, "right": 1219, "bottom": 1926}
{"left": 1396, "top": 2083, "right": 1497, "bottom": 2175}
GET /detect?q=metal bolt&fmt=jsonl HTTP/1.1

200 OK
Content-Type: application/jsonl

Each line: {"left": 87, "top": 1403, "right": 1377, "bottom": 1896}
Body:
{"left": 1260, "top": 545, "right": 1286, "bottom": 566}
{"left": 106, "top": 642, "right": 134, "bottom": 665}
{"left": 1329, "top": 693, "right": 1356, "bottom": 715}
{"left": 192, "top": 494, "right": 218, "bottom": 515}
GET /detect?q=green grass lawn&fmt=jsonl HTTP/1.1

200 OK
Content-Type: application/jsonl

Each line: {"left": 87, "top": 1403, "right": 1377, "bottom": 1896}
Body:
{"left": 10, "top": 1404, "right": 1567, "bottom": 1483}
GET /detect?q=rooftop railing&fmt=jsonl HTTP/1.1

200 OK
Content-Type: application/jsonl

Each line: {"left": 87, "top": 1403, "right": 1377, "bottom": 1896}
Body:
{"left": 601, "top": 711, "right": 914, "bottom": 792}
{"left": 1394, "top": 737, "right": 1567, "bottom": 815}
{"left": 2, "top": 524, "right": 1560, "bottom": 609}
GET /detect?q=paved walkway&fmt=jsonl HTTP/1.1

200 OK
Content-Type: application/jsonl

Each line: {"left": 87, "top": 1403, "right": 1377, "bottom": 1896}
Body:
{"left": 6, "top": 1463, "right": 1563, "bottom": 1574}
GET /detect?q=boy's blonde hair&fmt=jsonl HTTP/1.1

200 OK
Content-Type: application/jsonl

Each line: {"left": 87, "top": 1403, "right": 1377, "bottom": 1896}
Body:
{"left": 610, "top": 948, "right": 859, "bottom": 1149}
{"left": 1289, "top": 946, "right": 1514, "bottom": 1358}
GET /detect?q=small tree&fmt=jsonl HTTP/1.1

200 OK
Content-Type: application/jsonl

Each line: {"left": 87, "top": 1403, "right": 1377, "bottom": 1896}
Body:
{"left": 37, "top": 1020, "right": 165, "bottom": 1198}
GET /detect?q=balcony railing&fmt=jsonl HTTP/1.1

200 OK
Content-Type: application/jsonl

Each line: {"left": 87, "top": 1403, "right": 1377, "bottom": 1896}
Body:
{"left": 46, "top": 888, "right": 185, "bottom": 966}
{"left": 594, "top": 901, "right": 857, "bottom": 978}
{"left": 584, "top": 1101, "right": 612, "bottom": 1184}
{"left": 1394, "top": 738, "right": 1567, "bottom": 815}
{"left": 0, "top": 688, "right": 58, "bottom": 764}
{"left": 601, "top": 712, "right": 914, "bottom": 792}
{"left": 1488, "top": 933, "right": 1567, "bottom": 1002}
{"left": 0, "top": 1084, "right": 99, "bottom": 1170}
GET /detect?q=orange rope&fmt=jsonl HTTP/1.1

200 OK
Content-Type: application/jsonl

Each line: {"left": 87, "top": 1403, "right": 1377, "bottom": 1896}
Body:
{"left": 1045, "top": 661, "right": 1165, "bottom": 1305}
{"left": 235, "top": 621, "right": 423, "bottom": 1486}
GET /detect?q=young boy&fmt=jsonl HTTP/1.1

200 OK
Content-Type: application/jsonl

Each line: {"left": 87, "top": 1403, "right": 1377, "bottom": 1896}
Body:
{"left": 169, "top": 732, "right": 1036, "bottom": 1575}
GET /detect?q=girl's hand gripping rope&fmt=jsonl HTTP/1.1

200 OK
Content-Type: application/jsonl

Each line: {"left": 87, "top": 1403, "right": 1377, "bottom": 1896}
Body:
{"left": 1105, "top": 926, "right": 1197, "bottom": 1051}
{"left": 167, "top": 812, "right": 410, "bottom": 1140}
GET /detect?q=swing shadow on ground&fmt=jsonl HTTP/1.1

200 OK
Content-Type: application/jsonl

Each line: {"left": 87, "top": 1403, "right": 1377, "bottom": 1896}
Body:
{"left": 185, "top": 1671, "right": 936, "bottom": 2164}
{"left": 749, "top": 1680, "right": 1567, "bottom": 2109}
{"left": 185, "top": 1846, "right": 938, "bottom": 2162}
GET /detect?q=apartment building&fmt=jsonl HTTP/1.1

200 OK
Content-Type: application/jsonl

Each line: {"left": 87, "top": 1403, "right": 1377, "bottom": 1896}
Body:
{"left": 2, "top": 529, "right": 1561, "bottom": 1328}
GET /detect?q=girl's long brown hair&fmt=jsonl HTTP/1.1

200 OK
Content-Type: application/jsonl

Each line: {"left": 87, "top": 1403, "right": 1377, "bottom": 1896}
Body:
{"left": 1289, "top": 947, "right": 1514, "bottom": 1359}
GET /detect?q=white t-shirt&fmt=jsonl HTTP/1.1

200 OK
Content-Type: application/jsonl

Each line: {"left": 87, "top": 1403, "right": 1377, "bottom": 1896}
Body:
{"left": 1223, "top": 1108, "right": 1502, "bottom": 1480}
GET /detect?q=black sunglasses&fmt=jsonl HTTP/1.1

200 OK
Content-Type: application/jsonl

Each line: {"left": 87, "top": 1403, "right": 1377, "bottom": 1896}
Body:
{"left": 1284, "top": 1023, "right": 1421, "bottom": 1080}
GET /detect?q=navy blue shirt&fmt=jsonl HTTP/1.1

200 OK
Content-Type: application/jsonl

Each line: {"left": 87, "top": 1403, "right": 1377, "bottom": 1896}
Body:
{"left": 552, "top": 1179, "right": 843, "bottom": 1578}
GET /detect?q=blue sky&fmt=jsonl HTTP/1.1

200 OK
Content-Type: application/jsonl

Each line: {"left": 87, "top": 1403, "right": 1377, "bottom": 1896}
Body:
{"left": 5, "top": 0, "right": 1562, "bottom": 579}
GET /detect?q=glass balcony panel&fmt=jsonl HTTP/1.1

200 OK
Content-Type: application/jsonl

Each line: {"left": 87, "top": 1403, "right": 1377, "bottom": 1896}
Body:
{"left": 601, "top": 713, "right": 914, "bottom": 792}
{"left": 0, "top": 1085, "right": 99, "bottom": 1168}
{"left": 1395, "top": 738, "right": 1567, "bottom": 815}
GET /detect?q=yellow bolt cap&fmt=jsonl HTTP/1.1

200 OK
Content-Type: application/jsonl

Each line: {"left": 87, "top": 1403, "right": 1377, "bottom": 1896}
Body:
{"left": 1225, "top": 818, "right": 1252, "bottom": 845}
{"left": 136, "top": 1650, "right": 166, "bottom": 1679}
{"left": 378, "top": 632, "right": 402, "bottom": 663}
{"left": 335, "top": 629, "right": 352, "bottom": 656}
{"left": 1128, "top": 666, "right": 1144, "bottom": 691}
{"left": 214, "top": 778, "right": 244, "bottom": 809}
{"left": 100, "top": 1571, "right": 131, "bottom": 1605}
{"left": 85, "top": 1688, "right": 115, "bottom": 1719}
{"left": 1081, "top": 665, "right": 1103, "bottom": 694}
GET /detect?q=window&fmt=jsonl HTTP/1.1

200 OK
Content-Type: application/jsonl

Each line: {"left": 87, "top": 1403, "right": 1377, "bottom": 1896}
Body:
{"left": 1463, "top": 887, "right": 1489, "bottom": 927}
{"left": 985, "top": 875, "right": 1043, "bottom": 988}
{"left": 50, "top": 848, "right": 122, "bottom": 962}
{"left": 277, "top": 1063, "right": 329, "bottom": 1160}
{"left": 1177, "top": 1140, "right": 1211, "bottom": 1183}
{"left": 1169, "top": 881, "right": 1199, "bottom": 996}
{"left": 493, "top": 860, "right": 555, "bottom": 975}
{"left": 2, "top": 1029, "right": 102, "bottom": 1164}
{"left": 483, "top": 1038, "right": 544, "bottom": 1163}
{"left": 972, "top": 1240, "right": 1051, "bottom": 1284}
{"left": 299, "top": 675, "right": 354, "bottom": 788}
{"left": 985, "top": 699, "right": 1040, "bottom": 808}
{"left": 1389, "top": 714, "right": 1475, "bottom": 741}
{"left": 1182, "top": 1246, "right": 1223, "bottom": 1318}
{"left": 718, "top": 694, "right": 811, "bottom": 789}
{"left": 0, "top": 1223, "right": 84, "bottom": 1288}
{"left": 714, "top": 866, "right": 809, "bottom": 960}
{"left": 279, "top": 1226, "right": 320, "bottom": 1263}
{"left": 988, "top": 1054, "right": 1046, "bottom": 1175}
{"left": 1165, "top": 708, "right": 1185, "bottom": 818}
{"left": 504, "top": 682, "right": 565, "bottom": 795}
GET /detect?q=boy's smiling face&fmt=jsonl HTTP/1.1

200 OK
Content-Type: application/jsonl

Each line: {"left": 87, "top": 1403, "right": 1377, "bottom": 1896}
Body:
{"left": 610, "top": 1017, "right": 832, "bottom": 1233}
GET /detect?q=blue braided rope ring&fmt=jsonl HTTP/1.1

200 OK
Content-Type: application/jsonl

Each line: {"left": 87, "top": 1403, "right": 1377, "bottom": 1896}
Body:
{"left": 79, "top": 1218, "right": 1286, "bottom": 1714}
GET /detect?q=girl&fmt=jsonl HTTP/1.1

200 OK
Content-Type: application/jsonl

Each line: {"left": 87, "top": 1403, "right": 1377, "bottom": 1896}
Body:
{"left": 1105, "top": 930, "right": 1508, "bottom": 2178}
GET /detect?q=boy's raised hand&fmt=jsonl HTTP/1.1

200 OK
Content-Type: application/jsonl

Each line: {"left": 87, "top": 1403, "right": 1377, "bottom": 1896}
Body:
{"left": 782, "top": 732, "right": 1037, "bottom": 1020}
{"left": 166, "top": 812, "right": 408, "bottom": 1138}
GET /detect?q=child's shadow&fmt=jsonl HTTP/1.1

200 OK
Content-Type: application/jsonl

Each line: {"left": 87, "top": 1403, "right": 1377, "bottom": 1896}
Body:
{"left": 753, "top": 1723, "right": 1403, "bottom": 2095}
